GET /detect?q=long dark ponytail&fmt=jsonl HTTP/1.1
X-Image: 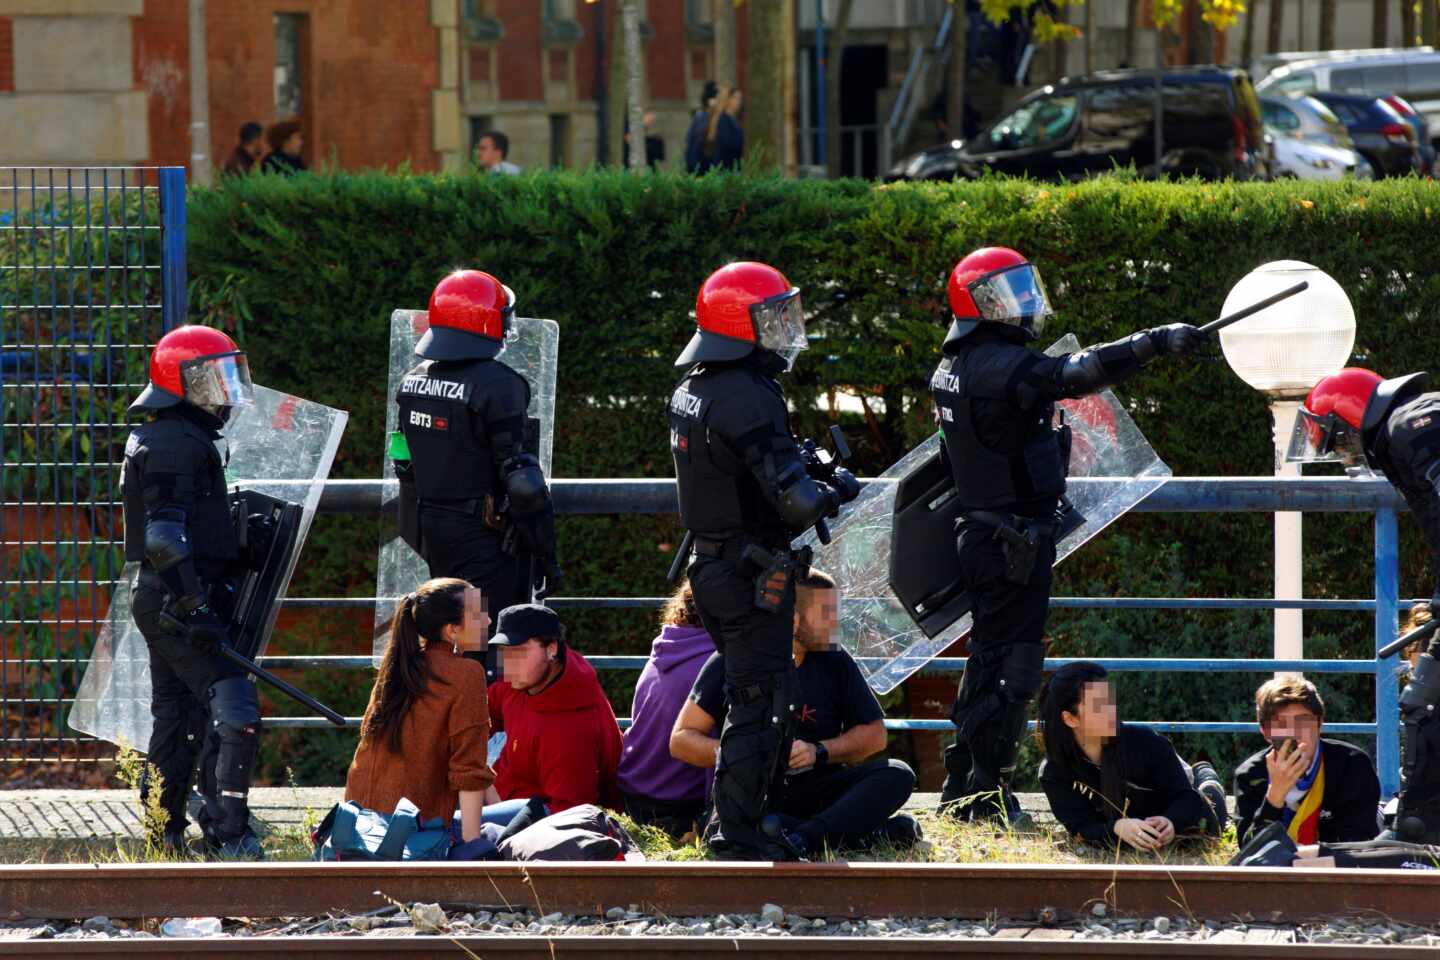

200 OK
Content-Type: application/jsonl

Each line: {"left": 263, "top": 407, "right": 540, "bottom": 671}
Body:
{"left": 1037, "top": 661, "right": 1126, "bottom": 814}
{"left": 362, "top": 577, "right": 468, "bottom": 753}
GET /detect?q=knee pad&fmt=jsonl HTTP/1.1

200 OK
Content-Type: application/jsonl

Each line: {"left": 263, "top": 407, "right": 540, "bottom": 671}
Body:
{"left": 997, "top": 642, "right": 1045, "bottom": 704}
{"left": 208, "top": 676, "right": 261, "bottom": 734}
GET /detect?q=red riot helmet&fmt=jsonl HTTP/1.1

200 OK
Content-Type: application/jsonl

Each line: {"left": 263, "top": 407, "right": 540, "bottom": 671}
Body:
{"left": 676, "top": 261, "right": 806, "bottom": 371}
{"left": 1291, "top": 367, "right": 1430, "bottom": 468}
{"left": 417, "top": 269, "right": 516, "bottom": 361}
{"left": 944, "top": 246, "right": 1054, "bottom": 349}
{"left": 129, "top": 325, "right": 254, "bottom": 418}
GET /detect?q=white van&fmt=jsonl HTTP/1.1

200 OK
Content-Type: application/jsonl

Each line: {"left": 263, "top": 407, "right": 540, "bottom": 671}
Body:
{"left": 1257, "top": 52, "right": 1440, "bottom": 146}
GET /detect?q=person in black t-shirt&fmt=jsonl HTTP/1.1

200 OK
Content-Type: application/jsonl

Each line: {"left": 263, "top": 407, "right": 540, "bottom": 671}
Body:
{"left": 1038, "top": 662, "right": 1228, "bottom": 850}
{"left": 670, "top": 570, "right": 920, "bottom": 857}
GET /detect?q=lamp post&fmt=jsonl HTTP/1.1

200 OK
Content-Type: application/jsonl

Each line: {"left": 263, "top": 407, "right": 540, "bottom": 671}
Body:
{"left": 1218, "top": 261, "right": 1356, "bottom": 669}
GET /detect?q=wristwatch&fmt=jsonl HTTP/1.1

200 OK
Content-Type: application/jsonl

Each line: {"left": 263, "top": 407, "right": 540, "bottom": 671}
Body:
{"left": 814, "top": 742, "right": 829, "bottom": 766}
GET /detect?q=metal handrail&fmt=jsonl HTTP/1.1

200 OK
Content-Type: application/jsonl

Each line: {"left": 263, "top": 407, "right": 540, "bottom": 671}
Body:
{"left": 249, "top": 474, "right": 1408, "bottom": 797}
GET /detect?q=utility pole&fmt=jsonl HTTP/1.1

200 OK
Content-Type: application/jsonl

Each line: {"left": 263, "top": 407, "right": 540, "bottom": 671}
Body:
{"left": 188, "top": 0, "right": 212, "bottom": 185}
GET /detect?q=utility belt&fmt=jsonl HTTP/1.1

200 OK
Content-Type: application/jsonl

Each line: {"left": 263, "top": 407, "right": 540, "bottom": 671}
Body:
{"left": 962, "top": 510, "right": 1058, "bottom": 586}
{"left": 419, "top": 495, "right": 507, "bottom": 532}
{"left": 694, "top": 533, "right": 811, "bottom": 615}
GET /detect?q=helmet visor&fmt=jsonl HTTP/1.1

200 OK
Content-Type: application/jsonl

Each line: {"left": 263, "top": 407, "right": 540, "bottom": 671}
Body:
{"left": 500, "top": 284, "right": 518, "bottom": 343}
{"left": 1287, "top": 407, "right": 1366, "bottom": 466}
{"left": 968, "top": 263, "right": 1053, "bottom": 336}
{"left": 180, "top": 351, "right": 255, "bottom": 410}
{"left": 750, "top": 288, "right": 807, "bottom": 371}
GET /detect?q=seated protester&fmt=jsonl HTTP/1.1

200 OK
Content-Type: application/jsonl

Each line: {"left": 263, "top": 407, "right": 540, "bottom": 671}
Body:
{"left": 616, "top": 580, "right": 716, "bottom": 836}
{"left": 1038, "top": 662, "right": 1227, "bottom": 851}
{"left": 1234, "top": 676, "right": 1382, "bottom": 846}
{"left": 487, "top": 604, "right": 624, "bottom": 816}
{"left": 346, "top": 578, "right": 494, "bottom": 841}
{"left": 670, "top": 569, "right": 920, "bottom": 857}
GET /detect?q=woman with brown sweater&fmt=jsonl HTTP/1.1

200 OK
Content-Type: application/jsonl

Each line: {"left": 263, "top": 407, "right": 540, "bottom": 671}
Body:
{"left": 346, "top": 577, "right": 494, "bottom": 841}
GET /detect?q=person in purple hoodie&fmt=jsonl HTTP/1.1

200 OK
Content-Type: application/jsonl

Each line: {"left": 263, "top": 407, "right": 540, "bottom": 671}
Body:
{"left": 617, "top": 580, "right": 716, "bottom": 836}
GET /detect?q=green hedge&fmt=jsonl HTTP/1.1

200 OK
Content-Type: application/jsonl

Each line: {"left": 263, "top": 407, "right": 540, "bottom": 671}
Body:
{"left": 186, "top": 170, "right": 1440, "bottom": 786}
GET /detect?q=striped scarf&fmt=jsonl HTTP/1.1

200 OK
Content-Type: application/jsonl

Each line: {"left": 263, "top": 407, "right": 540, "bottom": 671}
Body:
{"left": 1281, "top": 747, "right": 1325, "bottom": 845}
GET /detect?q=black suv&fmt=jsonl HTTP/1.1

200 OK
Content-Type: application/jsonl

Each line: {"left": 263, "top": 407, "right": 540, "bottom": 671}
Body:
{"left": 889, "top": 67, "right": 1269, "bottom": 181}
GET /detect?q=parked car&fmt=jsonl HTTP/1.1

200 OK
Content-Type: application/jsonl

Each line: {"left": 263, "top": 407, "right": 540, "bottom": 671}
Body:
{"left": 1380, "top": 94, "right": 1435, "bottom": 176}
{"left": 1260, "top": 94, "right": 1370, "bottom": 179}
{"left": 1309, "top": 92, "right": 1421, "bottom": 177}
{"left": 1256, "top": 51, "right": 1440, "bottom": 148}
{"left": 887, "top": 67, "right": 1268, "bottom": 182}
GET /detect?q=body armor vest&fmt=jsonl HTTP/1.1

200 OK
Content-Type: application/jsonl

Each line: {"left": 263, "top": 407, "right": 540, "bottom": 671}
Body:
{"left": 669, "top": 363, "right": 792, "bottom": 541}
{"left": 122, "top": 413, "right": 238, "bottom": 571}
{"left": 397, "top": 358, "right": 524, "bottom": 502}
{"left": 931, "top": 350, "right": 1066, "bottom": 512}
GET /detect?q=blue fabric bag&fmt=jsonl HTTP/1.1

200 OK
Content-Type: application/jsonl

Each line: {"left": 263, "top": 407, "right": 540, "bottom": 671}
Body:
{"left": 312, "top": 797, "right": 453, "bottom": 861}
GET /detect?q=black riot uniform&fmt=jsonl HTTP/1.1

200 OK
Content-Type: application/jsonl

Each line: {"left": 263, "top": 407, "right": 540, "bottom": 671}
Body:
{"left": 394, "top": 271, "right": 559, "bottom": 673}
{"left": 670, "top": 355, "right": 856, "bottom": 859}
{"left": 397, "top": 357, "right": 548, "bottom": 630}
{"left": 932, "top": 284, "right": 1204, "bottom": 825}
{"left": 1346, "top": 374, "right": 1440, "bottom": 842}
{"left": 668, "top": 260, "right": 858, "bottom": 861}
{"left": 122, "top": 326, "right": 263, "bottom": 857}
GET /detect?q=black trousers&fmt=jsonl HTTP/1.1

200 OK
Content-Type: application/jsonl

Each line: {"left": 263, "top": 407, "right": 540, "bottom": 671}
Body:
{"left": 419, "top": 508, "right": 529, "bottom": 625}
{"left": 132, "top": 573, "right": 253, "bottom": 841}
{"left": 774, "top": 759, "right": 917, "bottom": 850}
{"left": 689, "top": 555, "right": 797, "bottom": 859}
{"left": 942, "top": 520, "right": 1056, "bottom": 811}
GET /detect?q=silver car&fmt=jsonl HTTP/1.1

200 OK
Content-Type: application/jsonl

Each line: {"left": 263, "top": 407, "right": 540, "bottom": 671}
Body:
{"left": 1261, "top": 96, "right": 1371, "bottom": 180}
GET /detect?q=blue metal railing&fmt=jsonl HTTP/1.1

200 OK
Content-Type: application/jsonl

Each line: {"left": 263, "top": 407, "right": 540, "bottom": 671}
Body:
{"left": 253, "top": 475, "right": 1411, "bottom": 799}
{"left": 1, "top": 166, "right": 184, "bottom": 766}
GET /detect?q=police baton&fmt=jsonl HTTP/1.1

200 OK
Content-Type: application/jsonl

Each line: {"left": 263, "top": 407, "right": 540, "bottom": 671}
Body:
{"left": 1200, "top": 280, "right": 1310, "bottom": 335}
{"left": 667, "top": 529, "right": 696, "bottom": 584}
{"left": 1379, "top": 618, "right": 1439, "bottom": 661}
{"left": 221, "top": 645, "right": 349, "bottom": 727}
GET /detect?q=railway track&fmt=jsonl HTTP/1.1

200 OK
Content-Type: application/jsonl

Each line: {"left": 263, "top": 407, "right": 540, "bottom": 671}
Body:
{"left": 0, "top": 938, "right": 1436, "bottom": 958}
{"left": 0, "top": 861, "right": 1434, "bottom": 957}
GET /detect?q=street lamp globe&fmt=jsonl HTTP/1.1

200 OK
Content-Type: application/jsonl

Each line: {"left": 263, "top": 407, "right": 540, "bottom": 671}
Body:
{"left": 1218, "top": 261, "right": 1356, "bottom": 399}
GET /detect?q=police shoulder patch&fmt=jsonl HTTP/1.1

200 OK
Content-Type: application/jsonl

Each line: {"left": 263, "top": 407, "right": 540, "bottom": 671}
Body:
{"left": 669, "top": 386, "right": 706, "bottom": 420}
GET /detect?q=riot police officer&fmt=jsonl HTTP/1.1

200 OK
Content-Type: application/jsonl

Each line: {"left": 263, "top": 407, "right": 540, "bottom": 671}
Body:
{"left": 1296, "top": 367, "right": 1440, "bottom": 842}
{"left": 395, "top": 270, "right": 561, "bottom": 653}
{"left": 668, "top": 261, "right": 860, "bottom": 860}
{"left": 933, "top": 247, "right": 1206, "bottom": 826}
{"left": 124, "top": 324, "right": 263, "bottom": 858}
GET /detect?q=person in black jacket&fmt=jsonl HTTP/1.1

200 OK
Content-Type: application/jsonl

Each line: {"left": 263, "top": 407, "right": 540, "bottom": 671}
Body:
{"left": 394, "top": 270, "right": 561, "bottom": 663}
{"left": 123, "top": 325, "right": 263, "bottom": 858}
{"left": 1233, "top": 675, "right": 1381, "bottom": 846}
{"left": 667, "top": 261, "right": 860, "bottom": 861}
{"left": 1038, "top": 662, "right": 1226, "bottom": 849}
{"left": 930, "top": 246, "right": 1207, "bottom": 827}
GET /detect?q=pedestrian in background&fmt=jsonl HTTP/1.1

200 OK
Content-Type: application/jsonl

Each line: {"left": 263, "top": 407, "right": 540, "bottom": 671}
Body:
{"left": 262, "top": 121, "right": 306, "bottom": 175}
{"left": 223, "top": 122, "right": 264, "bottom": 176}
{"left": 700, "top": 86, "right": 744, "bottom": 172}
{"left": 685, "top": 81, "right": 719, "bottom": 172}
{"left": 475, "top": 131, "right": 521, "bottom": 175}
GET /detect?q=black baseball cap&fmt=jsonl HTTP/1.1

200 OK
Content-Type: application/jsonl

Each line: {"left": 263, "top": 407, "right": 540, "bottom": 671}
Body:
{"left": 490, "top": 603, "right": 563, "bottom": 647}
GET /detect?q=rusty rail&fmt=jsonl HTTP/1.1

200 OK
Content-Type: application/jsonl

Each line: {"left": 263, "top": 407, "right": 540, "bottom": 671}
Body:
{"left": 0, "top": 861, "right": 1435, "bottom": 926}
{"left": 0, "top": 936, "right": 1430, "bottom": 958}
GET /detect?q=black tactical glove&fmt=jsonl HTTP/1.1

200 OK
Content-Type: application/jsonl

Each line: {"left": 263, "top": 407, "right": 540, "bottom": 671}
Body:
{"left": 534, "top": 561, "right": 564, "bottom": 602}
{"left": 1147, "top": 323, "right": 1208, "bottom": 356}
{"left": 830, "top": 466, "right": 861, "bottom": 505}
{"left": 159, "top": 597, "right": 229, "bottom": 653}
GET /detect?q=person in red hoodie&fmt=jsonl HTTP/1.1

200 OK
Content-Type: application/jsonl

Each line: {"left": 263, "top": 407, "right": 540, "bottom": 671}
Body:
{"left": 485, "top": 604, "right": 623, "bottom": 816}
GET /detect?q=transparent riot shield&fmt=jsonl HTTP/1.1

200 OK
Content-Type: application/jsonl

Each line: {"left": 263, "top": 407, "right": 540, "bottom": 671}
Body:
{"left": 800, "top": 334, "right": 1171, "bottom": 694}
{"left": 68, "top": 386, "right": 348, "bottom": 748}
{"left": 372, "top": 311, "right": 559, "bottom": 664}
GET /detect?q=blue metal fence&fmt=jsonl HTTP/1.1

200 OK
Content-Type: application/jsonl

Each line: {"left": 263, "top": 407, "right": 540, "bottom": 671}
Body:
{"left": 0, "top": 166, "right": 185, "bottom": 767}
{"left": 255, "top": 476, "right": 1411, "bottom": 799}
